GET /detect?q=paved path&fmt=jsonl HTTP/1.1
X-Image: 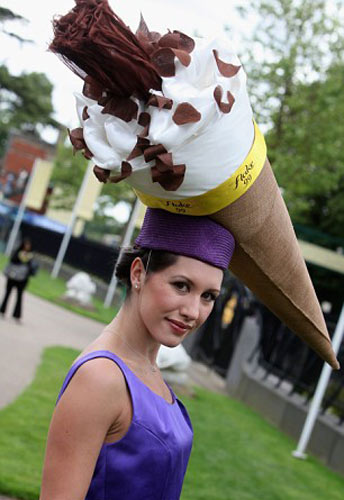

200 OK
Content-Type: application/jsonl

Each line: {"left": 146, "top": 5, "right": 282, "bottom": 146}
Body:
{"left": 0, "top": 274, "right": 102, "bottom": 409}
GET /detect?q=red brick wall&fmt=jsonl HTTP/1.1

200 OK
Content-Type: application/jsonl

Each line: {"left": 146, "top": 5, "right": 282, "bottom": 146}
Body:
{"left": 3, "top": 135, "right": 51, "bottom": 176}
{"left": 0, "top": 133, "right": 55, "bottom": 208}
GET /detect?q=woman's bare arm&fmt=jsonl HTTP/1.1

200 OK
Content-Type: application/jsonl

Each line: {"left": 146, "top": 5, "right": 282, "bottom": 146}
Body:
{"left": 40, "top": 358, "right": 129, "bottom": 500}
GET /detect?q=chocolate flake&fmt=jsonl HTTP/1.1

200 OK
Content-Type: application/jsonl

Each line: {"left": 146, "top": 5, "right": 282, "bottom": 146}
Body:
{"left": 173, "top": 103, "right": 201, "bottom": 125}
{"left": 93, "top": 165, "right": 110, "bottom": 183}
{"left": 109, "top": 161, "right": 133, "bottom": 184}
{"left": 213, "top": 50, "right": 241, "bottom": 78}
{"left": 82, "top": 76, "right": 104, "bottom": 101}
{"left": 126, "top": 137, "right": 150, "bottom": 161}
{"left": 144, "top": 144, "right": 168, "bottom": 163}
{"left": 101, "top": 96, "right": 138, "bottom": 122}
{"left": 147, "top": 94, "right": 173, "bottom": 110}
{"left": 156, "top": 153, "right": 173, "bottom": 172}
{"left": 151, "top": 163, "right": 186, "bottom": 191}
{"left": 138, "top": 112, "right": 151, "bottom": 137}
{"left": 213, "top": 85, "right": 235, "bottom": 113}
{"left": 82, "top": 106, "right": 90, "bottom": 121}
{"left": 151, "top": 47, "right": 191, "bottom": 77}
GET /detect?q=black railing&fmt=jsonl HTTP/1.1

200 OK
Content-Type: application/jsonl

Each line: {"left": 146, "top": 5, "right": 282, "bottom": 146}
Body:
{"left": 252, "top": 305, "right": 344, "bottom": 424}
{"left": 189, "top": 274, "right": 344, "bottom": 424}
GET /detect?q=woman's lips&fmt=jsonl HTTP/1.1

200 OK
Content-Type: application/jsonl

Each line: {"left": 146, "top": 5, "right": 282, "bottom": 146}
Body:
{"left": 166, "top": 319, "right": 191, "bottom": 335}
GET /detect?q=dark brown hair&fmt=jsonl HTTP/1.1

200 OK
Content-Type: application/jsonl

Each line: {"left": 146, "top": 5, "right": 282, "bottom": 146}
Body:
{"left": 115, "top": 247, "right": 178, "bottom": 292}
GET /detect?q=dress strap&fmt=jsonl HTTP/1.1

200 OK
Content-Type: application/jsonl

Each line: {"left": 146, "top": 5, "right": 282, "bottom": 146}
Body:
{"left": 56, "top": 350, "right": 137, "bottom": 404}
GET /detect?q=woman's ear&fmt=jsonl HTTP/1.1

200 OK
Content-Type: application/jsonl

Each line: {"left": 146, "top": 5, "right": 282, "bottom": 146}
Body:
{"left": 130, "top": 257, "right": 145, "bottom": 290}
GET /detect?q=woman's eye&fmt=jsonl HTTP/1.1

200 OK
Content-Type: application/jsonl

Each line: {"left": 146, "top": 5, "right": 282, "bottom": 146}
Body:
{"left": 202, "top": 292, "right": 217, "bottom": 302}
{"left": 173, "top": 281, "right": 188, "bottom": 292}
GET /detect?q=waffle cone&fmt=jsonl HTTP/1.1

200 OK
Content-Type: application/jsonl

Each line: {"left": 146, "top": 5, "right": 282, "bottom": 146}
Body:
{"left": 211, "top": 158, "right": 339, "bottom": 370}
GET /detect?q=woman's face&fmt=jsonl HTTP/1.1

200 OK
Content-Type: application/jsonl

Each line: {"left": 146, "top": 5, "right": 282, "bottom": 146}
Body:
{"left": 134, "top": 255, "right": 223, "bottom": 347}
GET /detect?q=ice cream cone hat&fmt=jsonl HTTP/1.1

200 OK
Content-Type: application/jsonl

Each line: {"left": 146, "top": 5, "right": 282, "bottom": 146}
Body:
{"left": 50, "top": 0, "right": 339, "bottom": 369}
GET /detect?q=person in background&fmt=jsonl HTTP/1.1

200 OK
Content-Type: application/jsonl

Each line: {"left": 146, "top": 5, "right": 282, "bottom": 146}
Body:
{"left": 0, "top": 238, "right": 37, "bottom": 322}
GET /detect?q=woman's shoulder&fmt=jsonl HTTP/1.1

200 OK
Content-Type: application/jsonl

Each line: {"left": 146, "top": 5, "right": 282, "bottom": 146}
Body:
{"left": 71, "top": 354, "right": 127, "bottom": 397}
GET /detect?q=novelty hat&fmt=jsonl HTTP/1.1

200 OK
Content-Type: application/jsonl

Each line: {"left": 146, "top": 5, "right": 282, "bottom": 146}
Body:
{"left": 135, "top": 208, "right": 235, "bottom": 271}
{"left": 50, "top": 0, "right": 339, "bottom": 369}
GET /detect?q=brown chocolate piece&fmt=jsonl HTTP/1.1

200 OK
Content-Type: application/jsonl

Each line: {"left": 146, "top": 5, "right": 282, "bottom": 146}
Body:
{"left": 213, "top": 50, "right": 241, "bottom": 77}
{"left": 93, "top": 165, "right": 110, "bottom": 183}
{"left": 214, "top": 85, "right": 235, "bottom": 113}
{"left": 101, "top": 96, "right": 138, "bottom": 122}
{"left": 151, "top": 47, "right": 191, "bottom": 77}
{"left": 173, "top": 103, "right": 201, "bottom": 125}
{"left": 147, "top": 94, "right": 173, "bottom": 110}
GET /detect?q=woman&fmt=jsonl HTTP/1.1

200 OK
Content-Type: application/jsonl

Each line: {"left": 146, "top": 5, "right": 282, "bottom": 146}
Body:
{"left": 0, "top": 238, "right": 36, "bottom": 322}
{"left": 40, "top": 209, "right": 235, "bottom": 500}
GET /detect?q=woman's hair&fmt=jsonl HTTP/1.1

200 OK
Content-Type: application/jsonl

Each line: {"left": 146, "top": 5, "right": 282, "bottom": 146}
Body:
{"left": 115, "top": 246, "right": 178, "bottom": 291}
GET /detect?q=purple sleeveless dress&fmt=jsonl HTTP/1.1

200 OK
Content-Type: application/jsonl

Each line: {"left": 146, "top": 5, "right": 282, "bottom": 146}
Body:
{"left": 56, "top": 350, "right": 193, "bottom": 500}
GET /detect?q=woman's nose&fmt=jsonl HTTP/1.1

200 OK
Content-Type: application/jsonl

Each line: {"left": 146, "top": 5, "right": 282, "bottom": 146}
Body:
{"left": 180, "top": 295, "right": 200, "bottom": 321}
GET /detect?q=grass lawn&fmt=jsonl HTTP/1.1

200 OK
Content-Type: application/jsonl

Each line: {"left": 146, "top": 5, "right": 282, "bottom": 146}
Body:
{"left": 0, "top": 253, "right": 119, "bottom": 324}
{"left": 0, "top": 347, "right": 343, "bottom": 500}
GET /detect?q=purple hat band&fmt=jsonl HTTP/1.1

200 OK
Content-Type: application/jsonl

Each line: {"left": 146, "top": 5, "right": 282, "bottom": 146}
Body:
{"left": 135, "top": 209, "right": 235, "bottom": 270}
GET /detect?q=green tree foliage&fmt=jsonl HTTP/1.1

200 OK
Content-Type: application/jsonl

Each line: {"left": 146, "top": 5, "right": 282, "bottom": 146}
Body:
{"left": 267, "top": 63, "right": 344, "bottom": 237}
{"left": 0, "top": 66, "right": 57, "bottom": 157}
{"left": 0, "top": 6, "right": 57, "bottom": 157}
{"left": 0, "top": 6, "right": 32, "bottom": 43}
{"left": 237, "top": 0, "right": 344, "bottom": 238}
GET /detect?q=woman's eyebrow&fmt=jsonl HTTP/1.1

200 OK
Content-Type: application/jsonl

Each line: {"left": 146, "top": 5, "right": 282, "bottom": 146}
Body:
{"left": 172, "top": 275, "right": 220, "bottom": 294}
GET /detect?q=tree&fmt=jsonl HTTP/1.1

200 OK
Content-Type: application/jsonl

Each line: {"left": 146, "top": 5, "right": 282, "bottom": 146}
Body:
{"left": 236, "top": 0, "right": 344, "bottom": 238}
{"left": 0, "top": 6, "right": 57, "bottom": 157}
{"left": 266, "top": 62, "right": 344, "bottom": 237}
{"left": 0, "top": 6, "right": 32, "bottom": 44}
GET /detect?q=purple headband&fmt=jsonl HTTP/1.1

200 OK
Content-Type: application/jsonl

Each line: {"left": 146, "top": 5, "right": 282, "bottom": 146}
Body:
{"left": 135, "top": 209, "right": 235, "bottom": 270}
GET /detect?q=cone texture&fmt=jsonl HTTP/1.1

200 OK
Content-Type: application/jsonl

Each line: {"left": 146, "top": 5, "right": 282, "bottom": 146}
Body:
{"left": 211, "top": 159, "right": 340, "bottom": 370}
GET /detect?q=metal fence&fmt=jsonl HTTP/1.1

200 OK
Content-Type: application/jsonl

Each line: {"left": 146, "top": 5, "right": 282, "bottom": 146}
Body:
{"left": 190, "top": 275, "right": 344, "bottom": 424}
{"left": 252, "top": 305, "right": 344, "bottom": 424}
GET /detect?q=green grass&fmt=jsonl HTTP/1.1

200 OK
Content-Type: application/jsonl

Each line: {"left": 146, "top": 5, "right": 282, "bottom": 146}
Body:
{"left": 0, "top": 253, "right": 119, "bottom": 324}
{"left": 0, "top": 347, "right": 343, "bottom": 500}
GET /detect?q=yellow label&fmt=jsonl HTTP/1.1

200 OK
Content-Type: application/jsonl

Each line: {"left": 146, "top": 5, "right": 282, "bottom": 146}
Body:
{"left": 135, "top": 121, "right": 267, "bottom": 216}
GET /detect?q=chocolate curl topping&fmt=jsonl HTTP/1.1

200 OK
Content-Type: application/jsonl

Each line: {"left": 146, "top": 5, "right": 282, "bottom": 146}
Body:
{"left": 100, "top": 95, "right": 138, "bottom": 122}
{"left": 126, "top": 137, "right": 150, "bottom": 161}
{"left": 147, "top": 94, "right": 173, "bottom": 110}
{"left": 173, "top": 103, "right": 201, "bottom": 125}
{"left": 50, "top": 0, "right": 162, "bottom": 101}
{"left": 144, "top": 144, "right": 168, "bottom": 163}
{"left": 82, "top": 106, "right": 90, "bottom": 121}
{"left": 138, "top": 112, "right": 151, "bottom": 137}
{"left": 214, "top": 85, "right": 235, "bottom": 113}
{"left": 93, "top": 165, "right": 110, "bottom": 183}
{"left": 155, "top": 153, "right": 173, "bottom": 172}
{"left": 213, "top": 50, "right": 241, "bottom": 77}
{"left": 135, "top": 14, "right": 161, "bottom": 55}
{"left": 109, "top": 161, "right": 132, "bottom": 183}
{"left": 159, "top": 31, "right": 195, "bottom": 53}
{"left": 151, "top": 163, "right": 186, "bottom": 191}
{"left": 151, "top": 47, "right": 191, "bottom": 77}
{"left": 83, "top": 76, "right": 103, "bottom": 101}
{"left": 68, "top": 127, "right": 93, "bottom": 159}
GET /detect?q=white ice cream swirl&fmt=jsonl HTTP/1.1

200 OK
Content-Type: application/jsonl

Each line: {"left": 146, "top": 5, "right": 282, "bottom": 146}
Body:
{"left": 75, "top": 36, "right": 254, "bottom": 199}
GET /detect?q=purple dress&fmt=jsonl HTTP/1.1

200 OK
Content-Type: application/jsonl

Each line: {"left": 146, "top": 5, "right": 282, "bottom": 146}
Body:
{"left": 57, "top": 350, "right": 193, "bottom": 500}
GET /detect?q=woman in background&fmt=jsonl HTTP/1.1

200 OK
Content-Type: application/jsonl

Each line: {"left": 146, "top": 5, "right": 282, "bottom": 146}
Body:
{"left": 1, "top": 238, "right": 36, "bottom": 322}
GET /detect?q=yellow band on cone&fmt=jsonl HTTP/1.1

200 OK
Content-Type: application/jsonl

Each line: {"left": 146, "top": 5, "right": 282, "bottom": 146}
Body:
{"left": 134, "top": 121, "right": 267, "bottom": 216}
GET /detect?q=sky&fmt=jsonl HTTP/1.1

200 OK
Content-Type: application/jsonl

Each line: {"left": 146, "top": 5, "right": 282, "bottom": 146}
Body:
{"left": 1, "top": 0, "right": 247, "bottom": 136}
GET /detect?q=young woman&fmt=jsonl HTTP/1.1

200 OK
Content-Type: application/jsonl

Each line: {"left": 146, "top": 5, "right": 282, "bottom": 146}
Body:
{"left": 1, "top": 238, "right": 37, "bottom": 322}
{"left": 40, "top": 209, "right": 235, "bottom": 500}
